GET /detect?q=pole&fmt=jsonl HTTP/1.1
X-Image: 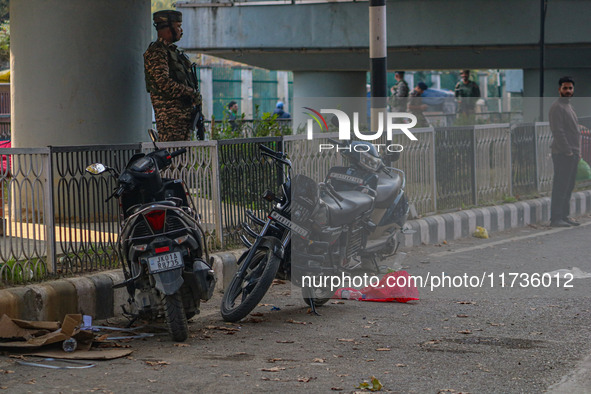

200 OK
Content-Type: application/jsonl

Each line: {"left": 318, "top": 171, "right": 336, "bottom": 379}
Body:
{"left": 539, "top": 0, "right": 547, "bottom": 121}
{"left": 369, "top": 0, "right": 387, "bottom": 133}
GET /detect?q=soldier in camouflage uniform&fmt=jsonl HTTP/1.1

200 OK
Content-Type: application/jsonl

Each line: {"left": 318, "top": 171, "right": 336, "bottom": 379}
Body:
{"left": 144, "top": 10, "right": 203, "bottom": 141}
{"left": 389, "top": 71, "right": 409, "bottom": 112}
{"left": 454, "top": 69, "right": 481, "bottom": 116}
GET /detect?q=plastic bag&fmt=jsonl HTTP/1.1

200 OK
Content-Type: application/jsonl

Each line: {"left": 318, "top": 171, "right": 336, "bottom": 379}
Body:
{"left": 576, "top": 158, "right": 591, "bottom": 181}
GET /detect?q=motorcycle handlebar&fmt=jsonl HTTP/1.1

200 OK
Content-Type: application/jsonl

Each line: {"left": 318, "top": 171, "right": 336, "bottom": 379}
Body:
{"left": 169, "top": 148, "right": 187, "bottom": 158}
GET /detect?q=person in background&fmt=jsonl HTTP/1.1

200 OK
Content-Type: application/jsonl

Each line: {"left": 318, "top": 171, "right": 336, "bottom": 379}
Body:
{"left": 389, "top": 71, "right": 409, "bottom": 112}
{"left": 454, "top": 69, "right": 481, "bottom": 116}
{"left": 273, "top": 101, "right": 291, "bottom": 119}
{"left": 144, "top": 10, "right": 203, "bottom": 141}
{"left": 407, "top": 82, "right": 429, "bottom": 127}
{"left": 548, "top": 76, "right": 581, "bottom": 227}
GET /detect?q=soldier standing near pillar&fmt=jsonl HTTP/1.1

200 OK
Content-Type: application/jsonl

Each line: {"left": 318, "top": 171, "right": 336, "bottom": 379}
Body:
{"left": 144, "top": 10, "right": 204, "bottom": 141}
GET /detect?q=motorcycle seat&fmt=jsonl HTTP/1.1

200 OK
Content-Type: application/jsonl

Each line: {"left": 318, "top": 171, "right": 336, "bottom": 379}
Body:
{"left": 322, "top": 190, "right": 374, "bottom": 227}
{"left": 375, "top": 172, "right": 402, "bottom": 209}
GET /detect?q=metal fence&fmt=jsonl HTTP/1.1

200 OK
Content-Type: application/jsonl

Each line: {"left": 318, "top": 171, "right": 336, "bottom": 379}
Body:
{"left": 0, "top": 121, "right": 586, "bottom": 285}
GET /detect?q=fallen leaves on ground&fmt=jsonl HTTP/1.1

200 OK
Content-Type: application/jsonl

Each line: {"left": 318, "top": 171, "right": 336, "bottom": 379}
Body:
{"left": 456, "top": 314, "right": 469, "bottom": 318}
{"left": 174, "top": 343, "right": 189, "bottom": 347}
{"left": 457, "top": 330, "right": 472, "bottom": 334}
{"left": 261, "top": 367, "right": 286, "bottom": 372}
{"left": 276, "top": 340, "right": 294, "bottom": 344}
{"left": 286, "top": 319, "right": 308, "bottom": 325}
{"left": 338, "top": 338, "right": 355, "bottom": 342}
{"left": 205, "top": 325, "right": 240, "bottom": 332}
{"left": 250, "top": 312, "right": 264, "bottom": 317}
{"left": 145, "top": 360, "right": 170, "bottom": 367}
{"left": 297, "top": 377, "right": 316, "bottom": 382}
{"left": 375, "top": 348, "right": 391, "bottom": 351}
{"left": 312, "top": 358, "right": 325, "bottom": 363}
{"left": 272, "top": 279, "right": 286, "bottom": 286}
{"left": 357, "top": 376, "right": 383, "bottom": 391}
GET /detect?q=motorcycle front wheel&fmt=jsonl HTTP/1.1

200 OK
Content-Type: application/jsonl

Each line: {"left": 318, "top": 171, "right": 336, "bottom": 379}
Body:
{"left": 221, "top": 248, "right": 281, "bottom": 322}
{"left": 162, "top": 292, "right": 189, "bottom": 342}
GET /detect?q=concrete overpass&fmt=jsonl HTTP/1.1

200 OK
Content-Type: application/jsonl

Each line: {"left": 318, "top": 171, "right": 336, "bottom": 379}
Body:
{"left": 8, "top": 0, "right": 591, "bottom": 148}
{"left": 178, "top": 0, "right": 591, "bottom": 97}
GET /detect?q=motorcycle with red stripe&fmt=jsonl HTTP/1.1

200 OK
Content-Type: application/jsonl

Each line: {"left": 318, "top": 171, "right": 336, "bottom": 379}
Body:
{"left": 86, "top": 130, "right": 215, "bottom": 341}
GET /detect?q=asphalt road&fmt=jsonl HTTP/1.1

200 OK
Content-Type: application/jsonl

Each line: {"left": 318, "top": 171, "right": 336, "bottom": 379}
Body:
{"left": 1, "top": 216, "right": 590, "bottom": 393}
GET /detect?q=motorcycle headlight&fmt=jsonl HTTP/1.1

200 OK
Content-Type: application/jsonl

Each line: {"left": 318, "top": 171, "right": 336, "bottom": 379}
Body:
{"left": 359, "top": 152, "right": 382, "bottom": 172}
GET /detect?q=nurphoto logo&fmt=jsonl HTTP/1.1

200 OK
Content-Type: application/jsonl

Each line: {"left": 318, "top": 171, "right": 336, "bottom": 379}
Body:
{"left": 303, "top": 107, "right": 418, "bottom": 152}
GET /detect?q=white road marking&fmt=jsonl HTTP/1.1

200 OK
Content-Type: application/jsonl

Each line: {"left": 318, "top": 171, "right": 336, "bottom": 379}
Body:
{"left": 430, "top": 221, "right": 591, "bottom": 258}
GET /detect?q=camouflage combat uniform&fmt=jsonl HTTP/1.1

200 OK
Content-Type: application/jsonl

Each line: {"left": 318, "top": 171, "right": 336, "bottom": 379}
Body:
{"left": 144, "top": 38, "right": 201, "bottom": 141}
{"left": 454, "top": 80, "right": 480, "bottom": 115}
{"left": 389, "top": 79, "right": 409, "bottom": 112}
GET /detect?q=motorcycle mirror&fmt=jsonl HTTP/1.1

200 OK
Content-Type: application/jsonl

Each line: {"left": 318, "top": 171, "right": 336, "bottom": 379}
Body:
{"left": 383, "top": 151, "right": 401, "bottom": 165}
{"left": 85, "top": 163, "right": 108, "bottom": 175}
{"left": 148, "top": 128, "right": 159, "bottom": 149}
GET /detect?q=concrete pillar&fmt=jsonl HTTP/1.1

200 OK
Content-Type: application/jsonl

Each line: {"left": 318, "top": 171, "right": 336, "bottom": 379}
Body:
{"left": 406, "top": 72, "right": 415, "bottom": 90}
{"left": 292, "top": 71, "right": 367, "bottom": 132}
{"left": 478, "top": 72, "right": 488, "bottom": 98}
{"left": 11, "top": 0, "right": 151, "bottom": 148}
{"left": 200, "top": 67, "right": 213, "bottom": 120}
{"left": 277, "top": 71, "right": 290, "bottom": 112}
{"left": 293, "top": 71, "right": 366, "bottom": 98}
{"left": 241, "top": 69, "right": 253, "bottom": 119}
{"left": 431, "top": 72, "right": 441, "bottom": 90}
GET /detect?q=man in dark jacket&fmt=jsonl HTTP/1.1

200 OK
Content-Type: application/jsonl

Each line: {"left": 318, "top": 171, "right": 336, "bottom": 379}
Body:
{"left": 273, "top": 101, "right": 291, "bottom": 119}
{"left": 144, "top": 10, "right": 203, "bottom": 141}
{"left": 549, "top": 76, "right": 581, "bottom": 227}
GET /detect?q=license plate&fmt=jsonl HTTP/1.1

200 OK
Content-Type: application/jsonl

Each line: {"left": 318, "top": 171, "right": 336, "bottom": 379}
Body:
{"left": 147, "top": 252, "right": 183, "bottom": 273}
{"left": 270, "top": 211, "right": 309, "bottom": 238}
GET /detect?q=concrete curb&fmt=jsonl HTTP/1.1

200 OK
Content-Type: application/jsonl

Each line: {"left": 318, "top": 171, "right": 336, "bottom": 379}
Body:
{"left": 401, "top": 190, "right": 591, "bottom": 247}
{"left": 2, "top": 191, "right": 590, "bottom": 321}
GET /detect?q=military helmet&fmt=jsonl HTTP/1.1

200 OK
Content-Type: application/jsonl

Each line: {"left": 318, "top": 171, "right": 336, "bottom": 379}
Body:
{"left": 153, "top": 10, "right": 182, "bottom": 30}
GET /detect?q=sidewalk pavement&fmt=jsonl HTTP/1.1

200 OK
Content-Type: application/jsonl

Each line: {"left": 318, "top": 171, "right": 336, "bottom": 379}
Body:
{"left": 1, "top": 190, "right": 590, "bottom": 322}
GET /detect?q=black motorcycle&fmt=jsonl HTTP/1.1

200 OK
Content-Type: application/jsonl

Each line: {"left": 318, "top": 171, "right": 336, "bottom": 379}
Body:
{"left": 324, "top": 140, "right": 409, "bottom": 269}
{"left": 220, "top": 143, "right": 407, "bottom": 322}
{"left": 86, "top": 130, "right": 215, "bottom": 341}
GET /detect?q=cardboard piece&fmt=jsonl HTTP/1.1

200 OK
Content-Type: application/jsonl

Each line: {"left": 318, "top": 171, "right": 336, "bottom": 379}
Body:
{"left": 24, "top": 348, "right": 133, "bottom": 360}
{"left": 0, "top": 314, "right": 92, "bottom": 349}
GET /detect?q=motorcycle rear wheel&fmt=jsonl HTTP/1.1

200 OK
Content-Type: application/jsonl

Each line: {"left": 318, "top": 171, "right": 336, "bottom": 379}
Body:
{"left": 221, "top": 248, "right": 281, "bottom": 322}
{"left": 162, "top": 292, "right": 189, "bottom": 342}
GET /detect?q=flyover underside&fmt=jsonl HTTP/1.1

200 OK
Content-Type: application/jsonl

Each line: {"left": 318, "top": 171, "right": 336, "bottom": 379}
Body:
{"left": 191, "top": 44, "right": 591, "bottom": 71}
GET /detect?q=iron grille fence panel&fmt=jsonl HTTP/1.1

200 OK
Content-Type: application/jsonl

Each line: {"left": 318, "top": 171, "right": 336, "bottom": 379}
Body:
{"left": 394, "top": 128, "right": 436, "bottom": 215}
{"left": 434, "top": 126, "right": 475, "bottom": 210}
{"left": 535, "top": 122, "right": 554, "bottom": 193}
{"left": 218, "top": 137, "right": 282, "bottom": 247}
{"left": 0, "top": 148, "right": 51, "bottom": 283}
{"left": 511, "top": 123, "right": 537, "bottom": 196}
{"left": 283, "top": 133, "right": 343, "bottom": 182}
{"left": 474, "top": 124, "right": 512, "bottom": 204}
{"left": 52, "top": 145, "right": 141, "bottom": 275}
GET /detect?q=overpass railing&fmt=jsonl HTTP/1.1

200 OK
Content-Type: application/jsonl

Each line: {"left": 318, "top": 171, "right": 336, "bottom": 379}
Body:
{"left": 1, "top": 122, "right": 587, "bottom": 285}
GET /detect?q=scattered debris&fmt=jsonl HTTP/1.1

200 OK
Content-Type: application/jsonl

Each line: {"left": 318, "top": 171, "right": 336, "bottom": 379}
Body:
{"left": 260, "top": 367, "right": 286, "bottom": 372}
{"left": 16, "top": 358, "right": 95, "bottom": 369}
{"left": 473, "top": 226, "right": 489, "bottom": 239}
{"left": 357, "top": 376, "right": 383, "bottom": 391}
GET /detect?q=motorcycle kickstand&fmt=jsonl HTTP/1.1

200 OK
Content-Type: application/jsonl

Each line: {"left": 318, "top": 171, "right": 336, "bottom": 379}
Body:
{"left": 303, "top": 288, "right": 321, "bottom": 316}
{"left": 307, "top": 298, "right": 321, "bottom": 316}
